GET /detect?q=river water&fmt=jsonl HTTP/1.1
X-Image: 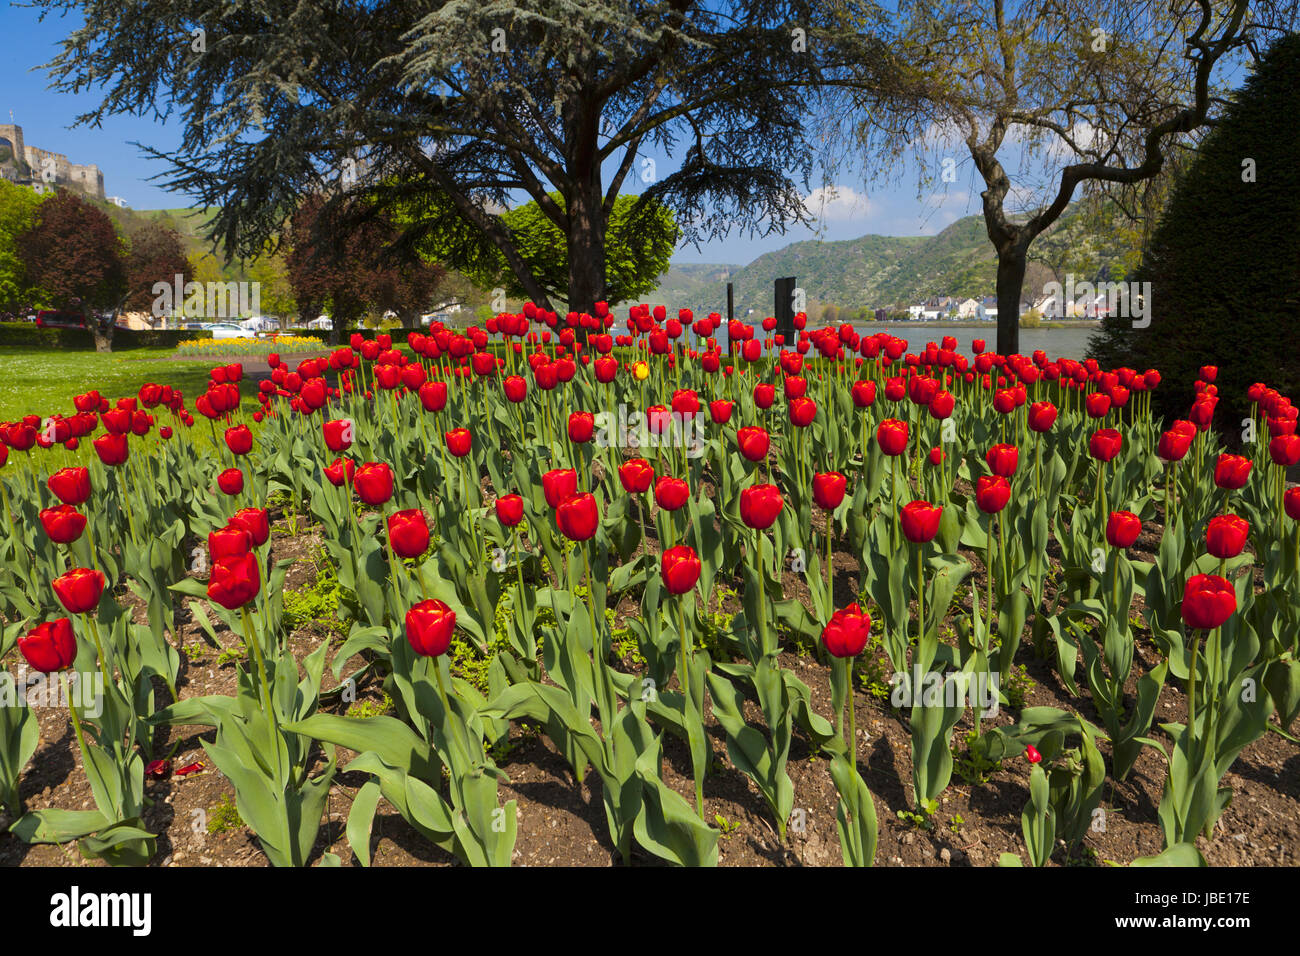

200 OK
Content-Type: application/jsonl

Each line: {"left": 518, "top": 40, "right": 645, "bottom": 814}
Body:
{"left": 711, "top": 323, "right": 1099, "bottom": 361}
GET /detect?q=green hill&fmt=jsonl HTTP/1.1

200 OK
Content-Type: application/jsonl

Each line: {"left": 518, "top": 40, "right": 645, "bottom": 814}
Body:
{"left": 661, "top": 204, "right": 1138, "bottom": 316}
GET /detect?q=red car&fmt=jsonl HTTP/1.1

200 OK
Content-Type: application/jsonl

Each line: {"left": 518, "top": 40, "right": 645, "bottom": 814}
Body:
{"left": 35, "top": 310, "right": 89, "bottom": 330}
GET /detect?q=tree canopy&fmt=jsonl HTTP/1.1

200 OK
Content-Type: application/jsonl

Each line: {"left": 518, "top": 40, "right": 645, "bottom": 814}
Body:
{"left": 437, "top": 191, "right": 677, "bottom": 306}
{"left": 34, "top": 0, "right": 891, "bottom": 313}
{"left": 0, "top": 181, "right": 47, "bottom": 315}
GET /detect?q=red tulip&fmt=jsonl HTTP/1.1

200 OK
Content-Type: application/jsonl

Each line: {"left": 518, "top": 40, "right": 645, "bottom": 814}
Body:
{"left": 1213, "top": 454, "right": 1251, "bottom": 490}
{"left": 406, "top": 598, "right": 456, "bottom": 657}
{"left": 821, "top": 603, "right": 872, "bottom": 658}
{"left": 47, "top": 467, "right": 91, "bottom": 505}
{"left": 1206, "top": 514, "right": 1249, "bottom": 559}
{"left": 39, "top": 505, "right": 86, "bottom": 544}
{"left": 209, "top": 525, "right": 253, "bottom": 561}
{"left": 736, "top": 426, "right": 771, "bottom": 462}
{"left": 753, "top": 384, "right": 776, "bottom": 409}
{"left": 445, "top": 428, "right": 472, "bottom": 458}
{"left": 900, "top": 500, "right": 942, "bottom": 543}
{"left": 229, "top": 508, "right": 270, "bottom": 547}
{"left": 1157, "top": 429, "right": 1193, "bottom": 462}
{"left": 655, "top": 476, "right": 690, "bottom": 511}
{"left": 618, "top": 459, "right": 654, "bottom": 494}
{"left": 543, "top": 468, "right": 578, "bottom": 508}
{"left": 93, "top": 432, "right": 129, "bottom": 466}
{"left": 877, "top": 419, "right": 908, "bottom": 456}
{"left": 1025, "top": 744, "right": 1042, "bottom": 765}
{"left": 739, "top": 483, "right": 784, "bottom": 530}
{"left": 1181, "top": 574, "right": 1236, "bottom": 630}
{"left": 217, "top": 468, "right": 244, "bottom": 495}
{"left": 661, "top": 545, "right": 702, "bottom": 596}
{"left": 17, "top": 618, "right": 77, "bottom": 673}
{"left": 851, "top": 380, "right": 877, "bottom": 408}
{"left": 928, "top": 391, "right": 955, "bottom": 420}
{"left": 324, "top": 457, "right": 355, "bottom": 487}
{"left": 1089, "top": 428, "right": 1123, "bottom": 462}
{"left": 52, "top": 567, "right": 106, "bottom": 615}
{"left": 354, "top": 463, "right": 394, "bottom": 505}
{"left": 1106, "top": 511, "right": 1141, "bottom": 548}
{"left": 1286, "top": 487, "right": 1300, "bottom": 521}
{"left": 709, "top": 400, "right": 734, "bottom": 424}
{"left": 495, "top": 494, "right": 524, "bottom": 527}
{"left": 1084, "top": 392, "right": 1111, "bottom": 418}
{"left": 419, "top": 381, "right": 449, "bottom": 412}
{"left": 323, "top": 419, "right": 354, "bottom": 452}
{"left": 388, "top": 509, "right": 431, "bottom": 558}
{"left": 207, "top": 552, "right": 261, "bottom": 610}
{"left": 975, "top": 475, "right": 1010, "bottom": 514}
{"left": 985, "top": 443, "right": 1019, "bottom": 478}
{"left": 1027, "top": 402, "right": 1057, "bottom": 433}
{"left": 812, "top": 472, "right": 847, "bottom": 511}
{"left": 928, "top": 447, "right": 943, "bottom": 467}
{"left": 568, "top": 412, "right": 595, "bottom": 444}
{"left": 556, "top": 492, "right": 599, "bottom": 541}
{"left": 502, "top": 376, "right": 527, "bottom": 403}
{"left": 224, "top": 424, "right": 253, "bottom": 456}
{"left": 788, "top": 397, "right": 817, "bottom": 427}
{"left": 1269, "top": 434, "right": 1300, "bottom": 467}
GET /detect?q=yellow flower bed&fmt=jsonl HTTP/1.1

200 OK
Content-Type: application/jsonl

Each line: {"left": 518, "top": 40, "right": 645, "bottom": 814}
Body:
{"left": 175, "top": 336, "right": 328, "bottom": 358}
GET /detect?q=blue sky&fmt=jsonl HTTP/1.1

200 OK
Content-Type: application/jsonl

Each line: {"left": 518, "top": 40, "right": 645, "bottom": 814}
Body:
{"left": 0, "top": 4, "right": 1003, "bottom": 268}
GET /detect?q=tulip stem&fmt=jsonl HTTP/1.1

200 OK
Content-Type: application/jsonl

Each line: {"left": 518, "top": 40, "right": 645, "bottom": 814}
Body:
{"left": 916, "top": 545, "right": 925, "bottom": 665}
{"left": 61, "top": 671, "right": 118, "bottom": 817}
{"left": 242, "top": 603, "right": 283, "bottom": 782}
{"left": 583, "top": 546, "right": 601, "bottom": 658}
{"left": 1186, "top": 629, "right": 1200, "bottom": 765}
{"left": 825, "top": 519, "right": 834, "bottom": 625}
{"left": 847, "top": 656, "right": 857, "bottom": 772}
{"left": 433, "top": 657, "right": 452, "bottom": 718}
{"left": 678, "top": 595, "right": 704, "bottom": 818}
{"left": 84, "top": 615, "right": 114, "bottom": 699}
{"left": 756, "top": 532, "right": 771, "bottom": 656}
{"left": 986, "top": 518, "right": 995, "bottom": 648}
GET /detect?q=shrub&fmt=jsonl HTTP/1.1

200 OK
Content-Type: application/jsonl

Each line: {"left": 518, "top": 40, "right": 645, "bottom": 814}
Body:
{"left": 0, "top": 323, "right": 212, "bottom": 350}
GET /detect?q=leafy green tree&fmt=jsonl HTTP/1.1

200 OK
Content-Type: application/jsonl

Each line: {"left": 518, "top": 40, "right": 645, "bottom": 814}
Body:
{"left": 1088, "top": 32, "right": 1300, "bottom": 428}
{"left": 16, "top": 190, "right": 128, "bottom": 350}
{"left": 444, "top": 192, "right": 676, "bottom": 307}
{"left": 0, "top": 181, "right": 47, "bottom": 315}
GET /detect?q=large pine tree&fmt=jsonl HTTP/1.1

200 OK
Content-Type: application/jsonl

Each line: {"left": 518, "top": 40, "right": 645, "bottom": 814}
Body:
{"left": 1088, "top": 34, "right": 1300, "bottom": 428}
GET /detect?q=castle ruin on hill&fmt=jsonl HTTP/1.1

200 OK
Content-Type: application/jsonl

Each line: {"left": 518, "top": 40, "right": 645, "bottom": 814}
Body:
{"left": 0, "top": 123, "right": 106, "bottom": 200}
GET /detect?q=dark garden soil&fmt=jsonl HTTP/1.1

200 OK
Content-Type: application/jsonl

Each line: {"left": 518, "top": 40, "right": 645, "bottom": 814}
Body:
{"left": 2, "top": 493, "right": 1297, "bottom": 868}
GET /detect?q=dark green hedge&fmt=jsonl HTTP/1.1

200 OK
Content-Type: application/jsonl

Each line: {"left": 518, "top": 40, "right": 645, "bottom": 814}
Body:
{"left": 0, "top": 323, "right": 212, "bottom": 350}
{"left": 1087, "top": 33, "right": 1300, "bottom": 428}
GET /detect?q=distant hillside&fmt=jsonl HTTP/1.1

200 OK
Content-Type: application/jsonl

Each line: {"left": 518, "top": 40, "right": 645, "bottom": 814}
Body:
{"left": 654, "top": 205, "right": 1137, "bottom": 316}
{"left": 639, "top": 263, "right": 742, "bottom": 313}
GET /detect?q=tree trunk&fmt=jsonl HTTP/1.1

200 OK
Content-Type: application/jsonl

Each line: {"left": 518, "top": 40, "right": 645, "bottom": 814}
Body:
{"left": 566, "top": 181, "right": 606, "bottom": 315}
{"left": 995, "top": 244, "right": 1029, "bottom": 356}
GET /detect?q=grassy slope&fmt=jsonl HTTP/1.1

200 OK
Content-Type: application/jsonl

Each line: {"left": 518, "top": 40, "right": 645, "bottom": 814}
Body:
{"left": 0, "top": 347, "right": 220, "bottom": 422}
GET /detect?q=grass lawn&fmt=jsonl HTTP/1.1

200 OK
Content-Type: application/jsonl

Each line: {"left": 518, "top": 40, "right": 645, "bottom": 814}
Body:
{"left": 0, "top": 347, "right": 226, "bottom": 422}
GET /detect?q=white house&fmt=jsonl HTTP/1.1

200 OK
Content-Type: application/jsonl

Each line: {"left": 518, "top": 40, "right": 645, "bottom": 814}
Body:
{"left": 957, "top": 297, "right": 981, "bottom": 319}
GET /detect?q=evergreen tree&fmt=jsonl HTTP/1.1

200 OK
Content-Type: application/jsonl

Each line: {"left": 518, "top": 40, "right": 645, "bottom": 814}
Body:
{"left": 1088, "top": 33, "right": 1300, "bottom": 428}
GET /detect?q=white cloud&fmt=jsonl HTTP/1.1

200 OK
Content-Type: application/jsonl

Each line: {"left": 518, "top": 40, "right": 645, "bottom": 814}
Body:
{"left": 802, "top": 185, "right": 874, "bottom": 222}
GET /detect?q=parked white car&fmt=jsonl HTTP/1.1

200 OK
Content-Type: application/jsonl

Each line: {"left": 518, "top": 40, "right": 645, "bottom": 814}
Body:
{"left": 207, "top": 323, "right": 256, "bottom": 340}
